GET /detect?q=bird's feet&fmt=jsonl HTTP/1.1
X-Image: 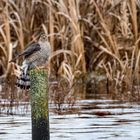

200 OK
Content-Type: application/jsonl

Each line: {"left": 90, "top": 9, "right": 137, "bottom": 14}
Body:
{"left": 35, "top": 64, "right": 49, "bottom": 70}
{"left": 11, "top": 63, "right": 22, "bottom": 77}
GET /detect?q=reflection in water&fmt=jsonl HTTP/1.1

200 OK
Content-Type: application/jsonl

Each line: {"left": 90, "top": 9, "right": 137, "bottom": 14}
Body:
{"left": 0, "top": 92, "right": 140, "bottom": 140}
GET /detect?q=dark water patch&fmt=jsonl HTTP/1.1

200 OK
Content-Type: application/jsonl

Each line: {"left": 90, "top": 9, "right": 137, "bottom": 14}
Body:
{"left": 0, "top": 132, "right": 7, "bottom": 134}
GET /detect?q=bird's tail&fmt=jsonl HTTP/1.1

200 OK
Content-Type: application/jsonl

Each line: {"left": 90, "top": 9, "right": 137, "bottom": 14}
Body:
{"left": 16, "top": 71, "right": 30, "bottom": 89}
{"left": 16, "top": 63, "right": 30, "bottom": 89}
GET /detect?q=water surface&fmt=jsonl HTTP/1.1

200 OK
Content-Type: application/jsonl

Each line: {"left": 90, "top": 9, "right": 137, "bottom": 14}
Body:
{"left": 0, "top": 93, "right": 140, "bottom": 140}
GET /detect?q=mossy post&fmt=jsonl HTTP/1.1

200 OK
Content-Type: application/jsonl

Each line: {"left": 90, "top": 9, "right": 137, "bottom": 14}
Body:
{"left": 30, "top": 69, "right": 50, "bottom": 140}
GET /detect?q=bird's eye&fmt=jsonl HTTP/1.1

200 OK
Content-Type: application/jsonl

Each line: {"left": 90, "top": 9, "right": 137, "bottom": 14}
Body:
{"left": 39, "top": 34, "right": 47, "bottom": 41}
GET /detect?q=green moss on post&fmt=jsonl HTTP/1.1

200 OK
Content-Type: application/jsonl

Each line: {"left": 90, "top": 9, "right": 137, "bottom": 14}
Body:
{"left": 30, "top": 69, "right": 50, "bottom": 140}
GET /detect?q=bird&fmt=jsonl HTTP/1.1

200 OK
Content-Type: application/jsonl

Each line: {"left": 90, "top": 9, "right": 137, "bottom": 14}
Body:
{"left": 10, "top": 33, "right": 52, "bottom": 89}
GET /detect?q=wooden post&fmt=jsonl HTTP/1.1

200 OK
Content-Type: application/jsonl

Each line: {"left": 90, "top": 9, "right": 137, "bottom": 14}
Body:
{"left": 30, "top": 69, "right": 50, "bottom": 140}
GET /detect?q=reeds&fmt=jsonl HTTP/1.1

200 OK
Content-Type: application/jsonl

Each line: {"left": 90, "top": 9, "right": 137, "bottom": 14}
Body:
{"left": 0, "top": 0, "right": 140, "bottom": 103}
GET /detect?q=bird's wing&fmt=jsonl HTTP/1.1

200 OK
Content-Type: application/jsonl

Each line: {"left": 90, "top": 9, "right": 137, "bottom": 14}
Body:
{"left": 10, "top": 43, "right": 41, "bottom": 62}
{"left": 20, "top": 43, "right": 41, "bottom": 58}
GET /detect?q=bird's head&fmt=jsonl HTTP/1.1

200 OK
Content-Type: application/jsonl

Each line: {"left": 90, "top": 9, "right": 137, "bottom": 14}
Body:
{"left": 38, "top": 33, "right": 48, "bottom": 43}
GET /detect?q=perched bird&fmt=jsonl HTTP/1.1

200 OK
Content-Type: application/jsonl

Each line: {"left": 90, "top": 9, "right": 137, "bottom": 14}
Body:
{"left": 10, "top": 34, "right": 51, "bottom": 89}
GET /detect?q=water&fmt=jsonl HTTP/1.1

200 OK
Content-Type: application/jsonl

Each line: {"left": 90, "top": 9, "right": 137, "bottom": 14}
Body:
{"left": 0, "top": 93, "right": 140, "bottom": 140}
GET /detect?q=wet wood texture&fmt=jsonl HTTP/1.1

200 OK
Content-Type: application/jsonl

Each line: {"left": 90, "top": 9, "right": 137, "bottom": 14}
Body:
{"left": 30, "top": 69, "right": 50, "bottom": 140}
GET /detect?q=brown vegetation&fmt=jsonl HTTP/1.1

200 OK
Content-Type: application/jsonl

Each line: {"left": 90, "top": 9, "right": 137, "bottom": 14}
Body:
{"left": 0, "top": 0, "right": 140, "bottom": 105}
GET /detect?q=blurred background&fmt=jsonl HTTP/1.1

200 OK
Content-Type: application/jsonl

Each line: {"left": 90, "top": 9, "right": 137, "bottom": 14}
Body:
{"left": 0, "top": 0, "right": 140, "bottom": 112}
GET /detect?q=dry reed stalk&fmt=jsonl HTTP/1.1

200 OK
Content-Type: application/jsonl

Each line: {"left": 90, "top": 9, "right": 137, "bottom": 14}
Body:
{"left": 92, "top": 0, "right": 120, "bottom": 58}
{"left": 129, "top": 1, "right": 140, "bottom": 85}
{"left": 129, "top": 0, "right": 139, "bottom": 79}
{"left": 48, "top": 5, "right": 55, "bottom": 48}
{"left": 0, "top": 0, "right": 139, "bottom": 102}
{"left": 69, "top": 0, "right": 86, "bottom": 73}
{"left": 57, "top": 0, "right": 86, "bottom": 73}
{"left": 1, "top": 4, "right": 12, "bottom": 78}
{"left": 129, "top": 0, "right": 138, "bottom": 41}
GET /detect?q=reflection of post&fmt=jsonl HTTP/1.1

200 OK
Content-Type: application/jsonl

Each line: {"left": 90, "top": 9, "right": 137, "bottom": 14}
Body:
{"left": 30, "top": 69, "right": 50, "bottom": 140}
